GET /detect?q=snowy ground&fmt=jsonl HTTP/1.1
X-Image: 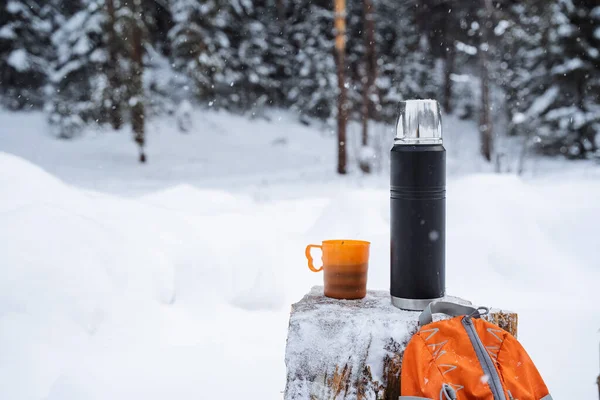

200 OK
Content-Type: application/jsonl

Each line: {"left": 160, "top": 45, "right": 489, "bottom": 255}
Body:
{"left": 0, "top": 109, "right": 599, "bottom": 399}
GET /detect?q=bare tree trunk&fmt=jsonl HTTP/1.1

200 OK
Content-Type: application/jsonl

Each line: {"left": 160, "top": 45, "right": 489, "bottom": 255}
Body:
{"left": 359, "top": 0, "right": 377, "bottom": 174}
{"left": 479, "top": 0, "right": 493, "bottom": 162}
{"left": 361, "top": 82, "right": 369, "bottom": 144}
{"left": 129, "top": 0, "right": 146, "bottom": 163}
{"left": 440, "top": 0, "right": 454, "bottom": 115}
{"left": 443, "top": 40, "right": 455, "bottom": 114}
{"left": 276, "top": 0, "right": 285, "bottom": 25}
{"left": 334, "top": 0, "right": 347, "bottom": 175}
{"left": 361, "top": 0, "right": 376, "bottom": 148}
{"left": 105, "top": 0, "right": 122, "bottom": 129}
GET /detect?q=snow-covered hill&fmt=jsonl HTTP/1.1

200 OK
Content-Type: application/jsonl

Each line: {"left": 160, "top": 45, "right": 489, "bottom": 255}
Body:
{"left": 0, "top": 110, "right": 599, "bottom": 399}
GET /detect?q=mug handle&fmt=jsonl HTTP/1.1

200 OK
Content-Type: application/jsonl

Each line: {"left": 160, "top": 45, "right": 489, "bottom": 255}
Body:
{"left": 305, "top": 244, "right": 323, "bottom": 272}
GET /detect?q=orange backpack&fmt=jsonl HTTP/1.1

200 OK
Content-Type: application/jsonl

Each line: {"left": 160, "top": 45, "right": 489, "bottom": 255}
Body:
{"left": 400, "top": 302, "right": 552, "bottom": 400}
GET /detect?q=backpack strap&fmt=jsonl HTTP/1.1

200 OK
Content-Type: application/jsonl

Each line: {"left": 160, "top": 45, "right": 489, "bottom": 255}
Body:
{"left": 419, "top": 301, "right": 486, "bottom": 326}
{"left": 398, "top": 397, "right": 433, "bottom": 400}
{"left": 398, "top": 383, "right": 458, "bottom": 400}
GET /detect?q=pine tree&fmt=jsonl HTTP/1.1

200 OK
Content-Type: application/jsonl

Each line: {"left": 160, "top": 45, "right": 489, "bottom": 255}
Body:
{"left": 6, "top": 0, "right": 590, "bottom": 165}
{"left": 139, "top": 0, "right": 176, "bottom": 117}
{"left": 502, "top": 0, "right": 551, "bottom": 133}
{"left": 204, "top": 0, "right": 273, "bottom": 112}
{"left": 237, "top": 0, "right": 289, "bottom": 113}
{"left": 418, "top": 0, "right": 479, "bottom": 115}
{"left": 142, "top": 0, "right": 173, "bottom": 56}
{"left": 507, "top": 0, "right": 600, "bottom": 158}
{"left": 376, "top": 0, "right": 437, "bottom": 122}
{"left": 47, "top": 0, "right": 124, "bottom": 138}
{"left": 0, "top": 0, "right": 53, "bottom": 109}
{"left": 168, "top": 0, "right": 228, "bottom": 109}
{"left": 285, "top": 0, "right": 337, "bottom": 120}
{"left": 544, "top": 0, "right": 600, "bottom": 157}
{"left": 262, "top": 0, "right": 292, "bottom": 110}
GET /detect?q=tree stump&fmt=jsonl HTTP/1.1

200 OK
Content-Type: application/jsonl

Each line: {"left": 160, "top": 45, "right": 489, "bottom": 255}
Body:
{"left": 284, "top": 286, "right": 518, "bottom": 400}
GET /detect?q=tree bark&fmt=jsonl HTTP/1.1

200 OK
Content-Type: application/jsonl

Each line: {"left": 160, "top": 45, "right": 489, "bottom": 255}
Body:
{"left": 129, "top": 0, "right": 146, "bottom": 163}
{"left": 359, "top": 0, "right": 377, "bottom": 174}
{"left": 479, "top": 0, "right": 493, "bottom": 162}
{"left": 443, "top": 40, "right": 455, "bottom": 114}
{"left": 105, "top": 0, "right": 122, "bottom": 130}
{"left": 276, "top": 0, "right": 285, "bottom": 26}
{"left": 440, "top": 0, "right": 454, "bottom": 114}
{"left": 334, "top": 0, "right": 347, "bottom": 175}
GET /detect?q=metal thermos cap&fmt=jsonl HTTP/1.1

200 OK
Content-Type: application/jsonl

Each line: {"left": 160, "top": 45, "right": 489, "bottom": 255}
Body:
{"left": 395, "top": 99, "right": 442, "bottom": 145}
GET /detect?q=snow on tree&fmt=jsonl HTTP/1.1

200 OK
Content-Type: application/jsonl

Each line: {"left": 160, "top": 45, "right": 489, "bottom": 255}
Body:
{"left": 0, "top": 0, "right": 596, "bottom": 164}
{"left": 215, "top": 0, "right": 282, "bottom": 113}
{"left": 543, "top": 0, "right": 600, "bottom": 158}
{"left": 285, "top": 0, "right": 337, "bottom": 120}
{"left": 47, "top": 0, "right": 109, "bottom": 138}
{"left": 502, "top": 1, "right": 550, "bottom": 130}
{"left": 257, "top": 0, "right": 291, "bottom": 110}
{"left": 47, "top": 0, "right": 165, "bottom": 160}
{"left": 47, "top": 0, "right": 128, "bottom": 138}
{"left": 140, "top": 0, "right": 177, "bottom": 118}
{"left": 375, "top": 0, "right": 437, "bottom": 122}
{"left": 0, "top": 0, "right": 53, "bottom": 109}
{"left": 507, "top": 0, "right": 600, "bottom": 158}
{"left": 168, "top": 0, "right": 240, "bottom": 110}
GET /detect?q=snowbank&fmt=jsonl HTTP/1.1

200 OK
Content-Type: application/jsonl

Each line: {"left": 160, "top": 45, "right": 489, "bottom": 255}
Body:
{"left": 0, "top": 114, "right": 599, "bottom": 399}
{"left": 0, "top": 152, "right": 290, "bottom": 399}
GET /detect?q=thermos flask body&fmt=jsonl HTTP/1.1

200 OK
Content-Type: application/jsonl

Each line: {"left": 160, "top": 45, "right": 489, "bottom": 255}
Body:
{"left": 390, "top": 144, "right": 445, "bottom": 310}
{"left": 390, "top": 99, "right": 446, "bottom": 311}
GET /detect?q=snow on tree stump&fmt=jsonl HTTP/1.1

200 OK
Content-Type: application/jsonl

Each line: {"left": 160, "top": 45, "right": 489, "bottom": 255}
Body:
{"left": 284, "top": 286, "right": 517, "bottom": 400}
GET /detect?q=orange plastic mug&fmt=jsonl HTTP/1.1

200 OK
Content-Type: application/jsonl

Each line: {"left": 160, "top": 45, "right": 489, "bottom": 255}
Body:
{"left": 305, "top": 240, "right": 370, "bottom": 300}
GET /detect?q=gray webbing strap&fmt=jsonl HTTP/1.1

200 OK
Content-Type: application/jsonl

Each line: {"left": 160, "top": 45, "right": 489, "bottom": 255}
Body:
{"left": 419, "top": 301, "right": 481, "bottom": 326}
{"left": 398, "top": 397, "right": 434, "bottom": 400}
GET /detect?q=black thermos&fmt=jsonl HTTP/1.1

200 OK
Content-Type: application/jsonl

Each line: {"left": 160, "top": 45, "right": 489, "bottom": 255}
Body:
{"left": 390, "top": 100, "right": 445, "bottom": 311}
